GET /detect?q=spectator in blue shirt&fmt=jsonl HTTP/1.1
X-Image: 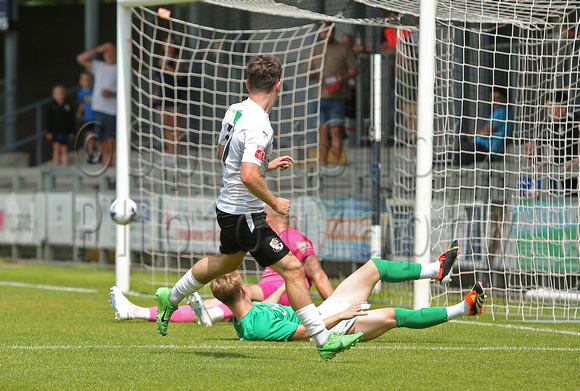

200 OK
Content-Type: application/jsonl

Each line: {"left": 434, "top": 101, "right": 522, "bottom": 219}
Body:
{"left": 454, "top": 87, "right": 513, "bottom": 166}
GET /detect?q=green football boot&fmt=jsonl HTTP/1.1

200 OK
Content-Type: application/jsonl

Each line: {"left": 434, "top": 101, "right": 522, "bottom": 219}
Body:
{"left": 155, "top": 287, "right": 178, "bottom": 336}
{"left": 317, "top": 332, "right": 364, "bottom": 361}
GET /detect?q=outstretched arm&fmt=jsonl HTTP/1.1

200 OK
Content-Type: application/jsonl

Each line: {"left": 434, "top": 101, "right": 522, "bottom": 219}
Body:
{"left": 267, "top": 155, "right": 293, "bottom": 172}
{"left": 562, "top": 158, "right": 579, "bottom": 172}
{"left": 262, "top": 284, "right": 286, "bottom": 304}
{"left": 289, "top": 303, "right": 368, "bottom": 341}
{"left": 303, "top": 255, "right": 333, "bottom": 300}
{"left": 474, "top": 121, "right": 496, "bottom": 136}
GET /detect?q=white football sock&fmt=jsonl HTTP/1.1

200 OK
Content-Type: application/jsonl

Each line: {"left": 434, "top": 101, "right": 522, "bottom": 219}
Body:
{"left": 130, "top": 304, "right": 151, "bottom": 320}
{"left": 295, "top": 304, "right": 330, "bottom": 346}
{"left": 446, "top": 301, "right": 470, "bottom": 320}
{"left": 170, "top": 269, "right": 205, "bottom": 306}
{"left": 420, "top": 261, "right": 441, "bottom": 279}
{"left": 208, "top": 307, "right": 225, "bottom": 324}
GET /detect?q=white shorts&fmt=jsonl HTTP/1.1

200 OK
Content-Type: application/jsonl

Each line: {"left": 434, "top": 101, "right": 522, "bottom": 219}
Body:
{"left": 316, "top": 296, "right": 358, "bottom": 335}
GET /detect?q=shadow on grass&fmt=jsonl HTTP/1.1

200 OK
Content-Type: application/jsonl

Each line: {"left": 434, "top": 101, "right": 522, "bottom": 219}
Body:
{"left": 150, "top": 348, "right": 248, "bottom": 359}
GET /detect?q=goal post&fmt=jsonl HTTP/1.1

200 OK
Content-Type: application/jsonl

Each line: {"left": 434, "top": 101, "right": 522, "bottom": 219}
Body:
{"left": 115, "top": 0, "right": 580, "bottom": 321}
{"left": 115, "top": 1, "right": 333, "bottom": 293}
{"left": 115, "top": 2, "right": 132, "bottom": 292}
{"left": 413, "top": 0, "right": 436, "bottom": 310}
{"left": 384, "top": 1, "right": 580, "bottom": 320}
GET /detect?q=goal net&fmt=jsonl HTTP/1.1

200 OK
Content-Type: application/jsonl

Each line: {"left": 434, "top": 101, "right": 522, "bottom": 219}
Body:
{"left": 120, "top": 0, "right": 580, "bottom": 321}
{"left": 385, "top": 1, "right": 580, "bottom": 320}
{"left": 127, "top": 6, "right": 329, "bottom": 293}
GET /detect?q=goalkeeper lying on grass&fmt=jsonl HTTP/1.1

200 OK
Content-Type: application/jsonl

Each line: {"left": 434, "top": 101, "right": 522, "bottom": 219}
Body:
{"left": 209, "top": 241, "right": 487, "bottom": 342}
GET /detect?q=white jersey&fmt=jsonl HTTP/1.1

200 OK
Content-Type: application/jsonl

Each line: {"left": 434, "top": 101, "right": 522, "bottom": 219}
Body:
{"left": 216, "top": 98, "right": 273, "bottom": 214}
{"left": 91, "top": 60, "right": 117, "bottom": 115}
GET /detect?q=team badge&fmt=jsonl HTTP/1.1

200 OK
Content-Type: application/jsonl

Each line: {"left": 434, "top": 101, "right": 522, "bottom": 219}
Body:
{"left": 255, "top": 145, "right": 265, "bottom": 162}
{"left": 269, "top": 238, "right": 284, "bottom": 253}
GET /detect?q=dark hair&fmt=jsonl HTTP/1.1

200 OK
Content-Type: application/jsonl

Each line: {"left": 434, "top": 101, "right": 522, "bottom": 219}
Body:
{"left": 493, "top": 87, "right": 508, "bottom": 101}
{"left": 247, "top": 55, "right": 282, "bottom": 93}
{"left": 547, "top": 91, "right": 568, "bottom": 104}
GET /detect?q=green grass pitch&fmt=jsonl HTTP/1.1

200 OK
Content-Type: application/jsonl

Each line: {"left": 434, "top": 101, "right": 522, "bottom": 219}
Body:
{"left": 1, "top": 261, "right": 579, "bottom": 390}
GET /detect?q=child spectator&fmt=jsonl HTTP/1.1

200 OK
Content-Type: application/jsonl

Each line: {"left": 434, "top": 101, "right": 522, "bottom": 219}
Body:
{"left": 47, "top": 85, "right": 75, "bottom": 166}
{"left": 76, "top": 71, "right": 98, "bottom": 164}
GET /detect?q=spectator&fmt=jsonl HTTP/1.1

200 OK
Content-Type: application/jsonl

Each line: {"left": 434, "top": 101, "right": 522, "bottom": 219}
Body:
{"left": 340, "top": 33, "right": 361, "bottom": 144}
{"left": 525, "top": 91, "right": 580, "bottom": 194}
{"left": 46, "top": 85, "right": 75, "bottom": 166}
{"left": 76, "top": 42, "right": 117, "bottom": 171}
{"left": 76, "top": 71, "right": 98, "bottom": 164}
{"left": 310, "top": 23, "right": 357, "bottom": 167}
{"left": 397, "top": 15, "right": 420, "bottom": 141}
{"left": 453, "top": 87, "right": 514, "bottom": 166}
{"left": 154, "top": 36, "right": 187, "bottom": 163}
{"left": 380, "top": 11, "right": 400, "bottom": 60}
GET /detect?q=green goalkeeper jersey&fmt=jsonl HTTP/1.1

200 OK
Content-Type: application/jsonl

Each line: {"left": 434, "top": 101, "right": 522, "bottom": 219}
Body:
{"left": 234, "top": 302, "right": 300, "bottom": 341}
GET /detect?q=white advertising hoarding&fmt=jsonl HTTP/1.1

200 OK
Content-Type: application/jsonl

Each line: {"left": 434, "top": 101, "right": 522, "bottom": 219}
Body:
{"left": 0, "top": 193, "right": 45, "bottom": 245}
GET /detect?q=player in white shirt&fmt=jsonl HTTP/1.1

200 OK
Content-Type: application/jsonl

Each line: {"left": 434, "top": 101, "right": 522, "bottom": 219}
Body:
{"left": 155, "top": 55, "right": 363, "bottom": 360}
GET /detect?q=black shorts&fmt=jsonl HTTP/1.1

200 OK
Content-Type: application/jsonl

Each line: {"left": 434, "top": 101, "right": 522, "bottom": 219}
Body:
{"left": 53, "top": 133, "right": 69, "bottom": 145}
{"left": 216, "top": 207, "right": 290, "bottom": 268}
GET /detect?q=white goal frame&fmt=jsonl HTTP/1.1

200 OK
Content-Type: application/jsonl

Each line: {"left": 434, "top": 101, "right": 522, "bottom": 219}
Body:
{"left": 115, "top": 0, "right": 192, "bottom": 291}
{"left": 115, "top": 1, "right": 580, "bottom": 322}
{"left": 113, "top": 0, "right": 439, "bottom": 308}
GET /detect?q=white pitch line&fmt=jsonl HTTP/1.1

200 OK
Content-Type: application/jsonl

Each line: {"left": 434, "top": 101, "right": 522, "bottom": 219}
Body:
{"left": 1, "top": 344, "right": 579, "bottom": 352}
{"left": 451, "top": 319, "right": 580, "bottom": 337}
{"left": 0, "top": 281, "right": 98, "bottom": 293}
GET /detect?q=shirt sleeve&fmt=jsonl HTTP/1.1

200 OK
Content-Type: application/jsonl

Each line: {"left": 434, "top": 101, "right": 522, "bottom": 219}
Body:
{"left": 281, "top": 229, "right": 316, "bottom": 263}
{"left": 242, "top": 127, "right": 270, "bottom": 166}
{"left": 218, "top": 107, "right": 238, "bottom": 146}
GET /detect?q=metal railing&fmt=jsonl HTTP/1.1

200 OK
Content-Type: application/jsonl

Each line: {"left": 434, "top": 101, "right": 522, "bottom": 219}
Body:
{"left": 0, "top": 86, "right": 80, "bottom": 166}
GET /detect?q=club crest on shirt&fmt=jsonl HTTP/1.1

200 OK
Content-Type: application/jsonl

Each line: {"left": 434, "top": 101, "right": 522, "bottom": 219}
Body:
{"left": 255, "top": 145, "right": 265, "bottom": 162}
{"left": 269, "top": 237, "right": 284, "bottom": 252}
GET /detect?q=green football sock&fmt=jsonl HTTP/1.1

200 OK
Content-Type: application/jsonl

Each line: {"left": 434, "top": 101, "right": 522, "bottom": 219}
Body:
{"left": 371, "top": 258, "right": 421, "bottom": 282}
{"left": 394, "top": 307, "right": 449, "bottom": 329}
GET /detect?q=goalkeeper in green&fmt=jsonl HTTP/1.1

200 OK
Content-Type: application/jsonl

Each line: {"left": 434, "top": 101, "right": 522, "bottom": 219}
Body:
{"left": 210, "top": 241, "right": 487, "bottom": 342}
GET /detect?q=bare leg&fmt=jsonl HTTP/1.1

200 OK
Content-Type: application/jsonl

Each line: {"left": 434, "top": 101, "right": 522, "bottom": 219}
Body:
{"left": 191, "top": 252, "right": 246, "bottom": 284}
{"left": 269, "top": 253, "right": 312, "bottom": 310}
{"left": 101, "top": 139, "right": 112, "bottom": 168}
{"left": 52, "top": 143, "right": 60, "bottom": 166}
{"left": 331, "top": 260, "right": 380, "bottom": 305}
{"left": 110, "top": 138, "right": 116, "bottom": 167}
{"left": 245, "top": 284, "right": 266, "bottom": 302}
{"left": 348, "top": 308, "right": 397, "bottom": 341}
{"left": 61, "top": 145, "right": 69, "bottom": 166}
{"left": 329, "top": 125, "right": 343, "bottom": 166}
{"left": 319, "top": 126, "right": 330, "bottom": 166}
{"left": 163, "top": 111, "right": 175, "bottom": 155}
{"left": 163, "top": 109, "right": 182, "bottom": 156}
{"left": 488, "top": 205, "right": 505, "bottom": 266}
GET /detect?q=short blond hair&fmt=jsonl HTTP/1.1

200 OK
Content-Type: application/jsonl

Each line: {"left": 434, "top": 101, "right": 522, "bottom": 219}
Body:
{"left": 210, "top": 271, "right": 244, "bottom": 306}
